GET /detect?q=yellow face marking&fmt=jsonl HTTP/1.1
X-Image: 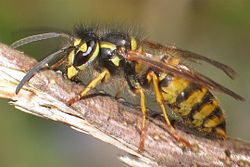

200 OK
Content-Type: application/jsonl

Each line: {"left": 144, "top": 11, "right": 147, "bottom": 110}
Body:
{"left": 68, "top": 50, "right": 74, "bottom": 66}
{"left": 77, "top": 42, "right": 100, "bottom": 71}
{"left": 67, "top": 66, "right": 78, "bottom": 79}
{"left": 69, "top": 39, "right": 87, "bottom": 66}
{"left": 193, "top": 100, "right": 218, "bottom": 120}
{"left": 161, "top": 77, "right": 190, "bottom": 104}
{"left": 79, "top": 42, "right": 87, "bottom": 52}
{"left": 130, "top": 36, "right": 137, "bottom": 50}
{"left": 73, "top": 38, "right": 81, "bottom": 46}
{"left": 74, "top": 38, "right": 88, "bottom": 53}
{"left": 110, "top": 56, "right": 121, "bottom": 66}
{"left": 100, "top": 41, "right": 116, "bottom": 50}
{"left": 87, "top": 42, "right": 99, "bottom": 63}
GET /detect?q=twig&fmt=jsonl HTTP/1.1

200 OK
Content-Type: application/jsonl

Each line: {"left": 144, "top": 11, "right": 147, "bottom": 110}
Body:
{"left": 0, "top": 43, "right": 250, "bottom": 167}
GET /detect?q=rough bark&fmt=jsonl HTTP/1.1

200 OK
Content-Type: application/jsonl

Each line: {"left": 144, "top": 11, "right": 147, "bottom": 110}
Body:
{"left": 0, "top": 43, "right": 250, "bottom": 167}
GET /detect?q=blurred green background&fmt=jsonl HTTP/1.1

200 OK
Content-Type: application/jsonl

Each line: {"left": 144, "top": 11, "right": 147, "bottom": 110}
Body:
{"left": 0, "top": 0, "right": 250, "bottom": 166}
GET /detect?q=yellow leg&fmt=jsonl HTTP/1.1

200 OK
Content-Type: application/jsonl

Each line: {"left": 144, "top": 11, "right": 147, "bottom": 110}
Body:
{"left": 134, "top": 86, "right": 147, "bottom": 152}
{"left": 147, "top": 71, "right": 172, "bottom": 128}
{"left": 67, "top": 69, "right": 110, "bottom": 106}
{"left": 80, "top": 69, "right": 110, "bottom": 97}
{"left": 147, "top": 71, "right": 191, "bottom": 147}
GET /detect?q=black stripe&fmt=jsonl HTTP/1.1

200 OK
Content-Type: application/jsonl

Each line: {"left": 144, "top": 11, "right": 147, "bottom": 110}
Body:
{"left": 175, "top": 83, "right": 200, "bottom": 105}
{"left": 203, "top": 106, "right": 224, "bottom": 128}
{"left": 188, "top": 91, "right": 214, "bottom": 120}
{"left": 73, "top": 41, "right": 97, "bottom": 67}
{"left": 208, "top": 106, "right": 221, "bottom": 118}
{"left": 201, "top": 91, "right": 214, "bottom": 105}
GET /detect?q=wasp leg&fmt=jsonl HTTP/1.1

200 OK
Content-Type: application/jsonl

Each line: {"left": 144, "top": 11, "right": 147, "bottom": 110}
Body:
{"left": 147, "top": 71, "right": 192, "bottom": 148}
{"left": 67, "top": 68, "right": 110, "bottom": 106}
{"left": 134, "top": 85, "right": 147, "bottom": 152}
{"left": 124, "top": 72, "right": 148, "bottom": 152}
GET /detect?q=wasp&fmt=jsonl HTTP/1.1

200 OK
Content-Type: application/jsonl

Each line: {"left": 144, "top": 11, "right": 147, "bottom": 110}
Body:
{"left": 11, "top": 25, "right": 244, "bottom": 151}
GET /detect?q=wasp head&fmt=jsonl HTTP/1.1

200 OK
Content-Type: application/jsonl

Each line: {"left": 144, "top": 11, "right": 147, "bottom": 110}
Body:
{"left": 67, "top": 34, "right": 100, "bottom": 80}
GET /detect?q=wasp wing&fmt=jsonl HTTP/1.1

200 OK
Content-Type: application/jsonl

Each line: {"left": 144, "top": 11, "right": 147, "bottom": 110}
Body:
{"left": 123, "top": 50, "right": 244, "bottom": 101}
{"left": 143, "top": 41, "right": 236, "bottom": 79}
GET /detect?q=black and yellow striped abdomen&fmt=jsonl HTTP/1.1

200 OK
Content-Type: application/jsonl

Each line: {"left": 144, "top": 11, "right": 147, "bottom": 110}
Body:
{"left": 159, "top": 74, "right": 227, "bottom": 139}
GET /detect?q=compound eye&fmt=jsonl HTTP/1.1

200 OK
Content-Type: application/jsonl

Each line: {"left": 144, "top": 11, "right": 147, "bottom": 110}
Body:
{"left": 73, "top": 40, "right": 99, "bottom": 68}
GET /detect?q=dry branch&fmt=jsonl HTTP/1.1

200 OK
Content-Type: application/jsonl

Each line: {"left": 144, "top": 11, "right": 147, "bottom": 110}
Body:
{"left": 0, "top": 42, "right": 250, "bottom": 167}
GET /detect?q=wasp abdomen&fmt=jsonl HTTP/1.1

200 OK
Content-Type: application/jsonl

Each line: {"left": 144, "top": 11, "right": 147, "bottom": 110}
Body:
{"left": 160, "top": 74, "right": 227, "bottom": 139}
